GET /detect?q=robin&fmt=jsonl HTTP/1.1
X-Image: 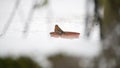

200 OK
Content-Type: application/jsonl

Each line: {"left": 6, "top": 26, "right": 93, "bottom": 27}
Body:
{"left": 54, "top": 25, "right": 64, "bottom": 35}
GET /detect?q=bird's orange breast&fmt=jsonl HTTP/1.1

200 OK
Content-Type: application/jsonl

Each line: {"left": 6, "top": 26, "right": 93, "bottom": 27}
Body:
{"left": 50, "top": 31, "right": 80, "bottom": 39}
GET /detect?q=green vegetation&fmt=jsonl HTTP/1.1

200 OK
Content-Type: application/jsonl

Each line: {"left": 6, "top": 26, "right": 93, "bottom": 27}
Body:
{"left": 48, "top": 54, "right": 80, "bottom": 68}
{"left": 0, "top": 56, "right": 41, "bottom": 68}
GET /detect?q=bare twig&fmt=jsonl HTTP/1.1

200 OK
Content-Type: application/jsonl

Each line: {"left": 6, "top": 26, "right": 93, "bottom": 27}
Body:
{"left": 34, "top": 0, "right": 48, "bottom": 9}
{"left": 23, "top": 0, "right": 48, "bottom": 37}
{"left": 85, "top": 0, "right": 91, "bottom": 37}
{"left": 0, "top": 0, "right": 20, "bottom": 37}
{"left": 23, "top": 0, "right": 37, "bottom": 37}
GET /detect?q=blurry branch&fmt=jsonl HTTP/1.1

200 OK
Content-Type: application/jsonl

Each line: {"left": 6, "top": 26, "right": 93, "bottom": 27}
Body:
{"left": 0, "top": 0, "right": 48, "bottom": 37}
{"left": 85, "top": 0, "right": 93, "bottom": 37}
{"left": 23, "top": 0, "right": 48, "bottom": 37}
{"left": 34, "top": 0, "right": 48, "bottom": 9}
{"left": 0, "top": 0, "right": 20, "bottom": 37}
{"left": 23, "top": 0, "right": 35, "bottom": 36}
{"left": 85, "top": 0, "right": 102, "bottom": 37}
{"left": 91, "top": 0, "right": 120, "bottom": 68}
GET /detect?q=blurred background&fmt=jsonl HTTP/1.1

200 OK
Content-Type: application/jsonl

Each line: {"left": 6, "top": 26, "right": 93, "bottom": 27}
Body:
{"left": 0, "top": 0, "right": 120, "bottom": 68}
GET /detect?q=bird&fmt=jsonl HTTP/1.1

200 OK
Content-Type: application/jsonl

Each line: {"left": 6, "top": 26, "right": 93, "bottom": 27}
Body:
{"left": 50, "top": 24, "right": 80, "bottom": 39}
{"left": 54, "top": 25, "right": 64, "bottom": 35}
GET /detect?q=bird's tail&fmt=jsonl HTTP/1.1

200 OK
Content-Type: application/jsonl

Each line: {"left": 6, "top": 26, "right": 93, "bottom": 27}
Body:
{"left": 54, "top": 25, "right": 64, "bottom": 35}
